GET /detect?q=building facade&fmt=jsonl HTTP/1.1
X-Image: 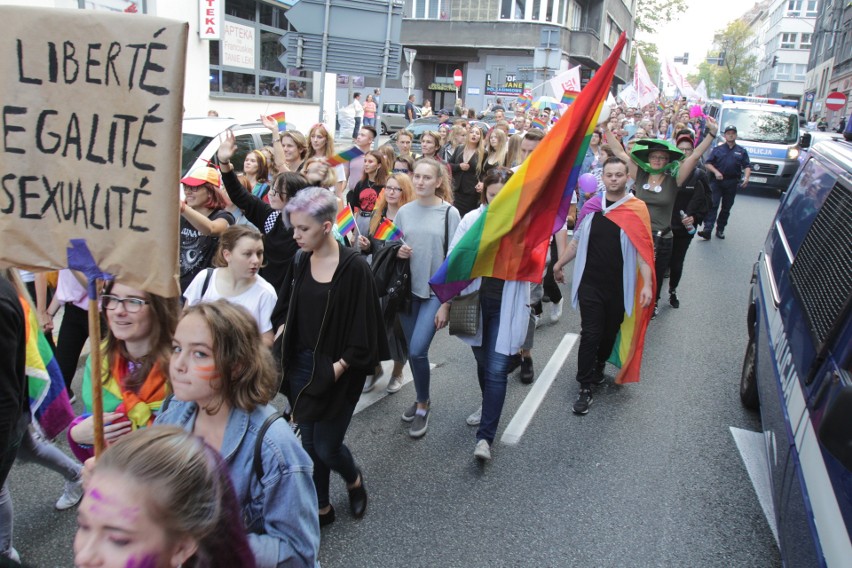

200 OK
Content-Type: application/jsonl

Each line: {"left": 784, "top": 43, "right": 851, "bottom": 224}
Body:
{"left": 804, "top": 0, "right": 852, "bottom": 124}
{"left": 371, "top": 0, "right": 635, "bottom": 112}
{"left": 753, "top": 0, "right": 817, "bottom": 101}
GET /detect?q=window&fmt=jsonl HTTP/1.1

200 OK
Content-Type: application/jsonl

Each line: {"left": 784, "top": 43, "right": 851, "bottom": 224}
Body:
{"left": 501, "top": 0, "right": 527, "bottom": 20}
{"left": 805, "top": 0, "right": 818, "bottom": 16}
{"left": 209, "top": 0, "right": 313, "bottom": 101}
{"left": 605, "top": 17, "right": 621, "bottom": 47}
{"left": 787, "top": 0, "right": 802, "bottom": 15}
{"left": 775, "top": 63, "right": 792, "bottom": 80}
{"left": 413, "top": 0, "right": 443, "bottom": 19}
{"left": 781, "top": 33, "right": 797, "bottom": 49}
{"left": 793, "top": 63, "right": 807, "bottom": 81}
{"left": 799, "top": 33, "right": 812, "bottom": 48}
{"left": 566, "top": 0, "right": 582, "bottom": 28}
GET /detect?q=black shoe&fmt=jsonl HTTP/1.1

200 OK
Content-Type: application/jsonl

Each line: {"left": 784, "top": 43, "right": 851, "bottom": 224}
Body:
{"left": 348, "top": 471, "right": 367, "bottom": 518}
{"left": 591, "top": 362, "right": 606, "bottom": 385}
{"left": 716, "top": 229, "right": 725, "bottom": 239}
{"left": 573, "top": 387, "right": 593, "bottom": 415}
{"left": 506, "top": 354, "right": 522, "bottom": 375}
{"left": 520, "top": 357, "right": 534, "bottom": 384}
{"left": 319, "top": 505, "right": 336, "bottom": 527}
{"left": 669, "top": 290, "right": 680, "bottom": 309}
{"left": 698, "top": 230, "right": 711, "bottom": 240}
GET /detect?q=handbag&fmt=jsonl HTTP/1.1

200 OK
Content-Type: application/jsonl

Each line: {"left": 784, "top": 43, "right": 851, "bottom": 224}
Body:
{"left": 448, "top": 290, "right": 480, "bottom": 337}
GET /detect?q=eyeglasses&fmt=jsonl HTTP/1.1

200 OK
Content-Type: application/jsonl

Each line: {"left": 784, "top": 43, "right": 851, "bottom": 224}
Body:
{"left": 183, "top": 185, "right": 207, "bottom": 193}
{"left": 385, "top": 185, "right": 402, "bottom": 192}
{"left": 102, "top": 295, "right": 149, "bottom": 313}
{"left": 269, "top": 188, "right": 283, "bottom": 197}
{"left": 392, "top": 168, "right": 409, "bottom": 174}
{"left": 648, "top": 155, "right": 669, "bottom": 162}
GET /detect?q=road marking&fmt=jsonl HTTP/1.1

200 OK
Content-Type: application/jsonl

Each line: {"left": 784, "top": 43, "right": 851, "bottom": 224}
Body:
{"left": 730, "top": 426, "right": 779, "bottom": 546}
{"left": 501, "top": 333, "right": 578, "bottom": 446}
{"left": 354, "top": 362, "right": 436, "bottom": 415}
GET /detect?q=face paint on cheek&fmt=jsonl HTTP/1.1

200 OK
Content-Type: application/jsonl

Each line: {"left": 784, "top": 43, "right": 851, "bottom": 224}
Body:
{"left": 125, "top": 554, "right": 159, "bottom": 568}
{"left": 194, "top": 364, "right": 220, "bottom": 381}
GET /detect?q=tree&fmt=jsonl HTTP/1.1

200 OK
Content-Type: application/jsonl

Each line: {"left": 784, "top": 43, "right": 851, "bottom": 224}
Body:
{"left": 712, "top": 20, "right": 757, "bottom": 95}
{"left": 634, "top": 0, "right": 688, "bottom": 35}
{"left": 687, "top": 61, "right": 719, "bottom": 99}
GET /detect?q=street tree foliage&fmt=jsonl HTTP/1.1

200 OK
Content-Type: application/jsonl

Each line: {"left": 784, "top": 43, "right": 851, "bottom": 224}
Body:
{"left": 687, "top": 61, "right": 719, "bottom": 99}
{"left": 634, "top": 0, "right": 688, "bottom": 35}
{"left": 712, "top": 20, "right": 757, "bottom": 95}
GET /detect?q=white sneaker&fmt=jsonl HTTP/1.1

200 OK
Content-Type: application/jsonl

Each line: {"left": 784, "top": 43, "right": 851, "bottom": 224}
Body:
{"left": 549, "top": 299, "right": 563, "bottom": 322}
{"left": 386, "top": 375, "right": 403, "bottom": 394}
{"left": 474, "top": 439, "right": 491, "bottom": 461}
{"left": 466, "top": 406, "right": 482, "bottom": 426}
{"left": 4, "top": 548, "right": 20, "bottom": 562}
{"left": 56, "top": 476, "right": 84, "bottom": 510}
{"left": 533, "top": 314, "right": 542, "bottom": 329}
{"left": 362, "top": 374, "right": 378, "bottom": 393}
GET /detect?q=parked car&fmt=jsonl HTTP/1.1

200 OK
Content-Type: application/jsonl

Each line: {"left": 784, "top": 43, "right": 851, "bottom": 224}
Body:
{"left": 380, "top": 102, "right": 420, "bottom": 135}
{"left": 181, "top": 117, "right": 297, "bottom": 177}
{"left": 740, "top": 138, "right": 852, "bottom": 566}
{"left": 384, "top": 117, "right": 489, "bottom": 155}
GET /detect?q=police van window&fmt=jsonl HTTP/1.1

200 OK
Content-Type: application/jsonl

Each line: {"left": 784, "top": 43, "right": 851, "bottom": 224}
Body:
{"left": 722, "top": 109, "right": 798, "bottom": 144}
{"left": 778, "top": 158, "right": 836, "bottom": 253}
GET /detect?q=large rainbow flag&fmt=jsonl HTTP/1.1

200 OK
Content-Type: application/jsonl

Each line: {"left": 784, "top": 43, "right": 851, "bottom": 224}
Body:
{"left": 22, "top": 298, "right": 74, "bottom": 439}
{"left": 576, "top": 195, "right": 656, "bottom": 384}
{"left": 430, "top": 32, "right": 628, "bottom": 302}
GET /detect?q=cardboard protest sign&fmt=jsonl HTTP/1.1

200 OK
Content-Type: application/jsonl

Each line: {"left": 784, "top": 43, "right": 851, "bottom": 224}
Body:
{"left": 0, "top": 6, "right": 187, "bottom": 298}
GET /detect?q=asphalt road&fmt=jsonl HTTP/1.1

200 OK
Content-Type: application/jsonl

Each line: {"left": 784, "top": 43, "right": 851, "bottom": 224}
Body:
{"left": 7, "top": 190, "right": 783, "bottom": 567}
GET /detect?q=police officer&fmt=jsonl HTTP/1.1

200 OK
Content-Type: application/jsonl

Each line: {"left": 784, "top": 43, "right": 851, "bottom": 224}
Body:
{"left": 699, "top": 125, "right": 751, "bottom": 240}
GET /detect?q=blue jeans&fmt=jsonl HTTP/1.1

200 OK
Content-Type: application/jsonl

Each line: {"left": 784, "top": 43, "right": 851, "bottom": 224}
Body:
{"left": 704, "top": 179, "right": 738, "bottom": 232}
{"left": 289, "top": 351, "right": 359, "bottom": 509}
{"left": 352, "top": 116, "right": 362, "bottom": 139}
{"left": 363, "top": 117, "right": 376, "bottom": 127}
{"left": 398, "top": 296, "right": 442, "bottom": 403}
{"left": 471, "top": 289, "right": 511, "bottom": 444}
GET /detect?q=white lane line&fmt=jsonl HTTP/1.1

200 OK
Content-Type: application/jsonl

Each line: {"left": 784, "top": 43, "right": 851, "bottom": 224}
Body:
{"left": 501, "top": 333, "right": 579, "bottom": 446}
{"left": 354, "top": 362, "right": 436, "bottom": 415}
{"left": 730, "top": 426, "right": 779, "bottom": 546}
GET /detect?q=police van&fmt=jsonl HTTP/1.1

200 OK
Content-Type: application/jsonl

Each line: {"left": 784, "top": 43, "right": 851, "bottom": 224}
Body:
{"left": 704, "top": 95, "right": 801, "bottom": 193}
{"left": 740, "top": 138, "right": 852, "bottom": 566}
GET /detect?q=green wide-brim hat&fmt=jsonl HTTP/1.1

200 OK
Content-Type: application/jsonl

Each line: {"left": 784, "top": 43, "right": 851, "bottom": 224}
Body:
{"left": 630, "top": 138, "right": 685, "bottom": 164}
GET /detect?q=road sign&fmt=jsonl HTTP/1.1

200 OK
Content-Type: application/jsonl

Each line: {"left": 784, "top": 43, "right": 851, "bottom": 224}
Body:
{"left": 825, "top": 91, "right": 847, "bottom": 111}
{"left": 805, "top": 92, "right": 815, "bottom": 102}
{"left": 453, "top": 69, "right": 462, "bottom": 88}
{"left": 280, "top": 32, "right": 402, "bottom": 77}
{"left": 401, "top": 71, "right": 414, "bottom": 89}
{"left": 286, "top": 0, "right": 402, "bottom": 42}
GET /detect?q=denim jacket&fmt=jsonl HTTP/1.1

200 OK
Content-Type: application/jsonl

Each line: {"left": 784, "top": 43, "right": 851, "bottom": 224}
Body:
{"left": 156, "top": 400, "right": 320, "bottom": 568}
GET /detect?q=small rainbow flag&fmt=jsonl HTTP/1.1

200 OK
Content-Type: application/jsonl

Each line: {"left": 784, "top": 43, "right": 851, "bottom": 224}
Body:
{"left": 335, "top": 205, "right": 357, "bottom": 236}
{"left": 268, "top": 112, "right": 287, "bottom": 132}
{"left": 429, "top": 31, "right": 628, "bottom": 302}
{"left": 561, "top": 90, "right": 580, "bottom": 106}
{"left": 531, "top": 116, "right": 548, "bottom": 129}
{"left": 327, "top": 147, "right": 365, "bottom": 167}
{"left": 374, "top": 218, "right": 403, "bottom": 241}
{"left": 656, "top": 102, "right": 665, "bottom": 112}
{"left": 516, "top": 93, "right": 532, "bottom": 111}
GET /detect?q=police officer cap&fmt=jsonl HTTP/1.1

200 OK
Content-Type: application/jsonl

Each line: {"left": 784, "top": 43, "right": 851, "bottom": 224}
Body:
{"left": 724, "top": 124, "right": 737, "bottom": 133}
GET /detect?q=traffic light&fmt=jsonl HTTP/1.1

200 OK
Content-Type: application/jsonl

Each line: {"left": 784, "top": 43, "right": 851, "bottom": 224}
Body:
{"left": 718, "top": 51, "right": 725, "bottom": 66}
{"left": 682, "top": 52, "right": 689, "bottom": 65}
{"left": 772, "top": 56, "right": 778, "bottom": 67}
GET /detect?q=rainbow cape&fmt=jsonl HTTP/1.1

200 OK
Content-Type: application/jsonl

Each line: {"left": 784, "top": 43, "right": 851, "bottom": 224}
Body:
{"left": 374, "top": 218, "right": 403, "bottom": 241}
{"left": 22, "top": 298, "right": 74, "bottom": 439}
{"left": 561, "top": 90, "right": 580, "bottom": 106}
{"left": 576, "top": 195, "right": 655, "bottom": 384}
{"left": 335, "top": 205, "right": 357, "bottom": 236}
{"left": 429, "top": 32, "right": 628, "bottom": 302}
{"left": 530, "top": 116, "right": 548, "bottom": 129}
{"left": 516, "top": 93, "right": 532, "bottom": 111}
{"left": 327, "top": 147, "right": 364, "bottom": 167}
{"left": 269, "top": 111, "right": 287, "bottom": 132}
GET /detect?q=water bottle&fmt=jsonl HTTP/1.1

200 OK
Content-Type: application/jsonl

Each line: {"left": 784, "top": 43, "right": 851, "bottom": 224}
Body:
{"left": 680, "top": 210, "right": 696, "bottom": 235}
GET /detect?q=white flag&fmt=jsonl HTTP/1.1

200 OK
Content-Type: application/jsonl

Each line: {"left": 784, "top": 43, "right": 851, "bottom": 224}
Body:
{"left": 696, "top": 80, "right": 708, "bottom": 102}
{"left": 548, "top": 65, "right": 581, "bottom": 98}
{"left": 618, "top": 85, "right": 641, "bottom": 107}
{"left": 634, "top": 52, "right": 660, "bottom": 107}
{"left": 664, "top": 59, "right": 697, "bottom": 99}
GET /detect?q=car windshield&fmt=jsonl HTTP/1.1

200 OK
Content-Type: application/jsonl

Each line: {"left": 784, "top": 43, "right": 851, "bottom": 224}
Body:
{"left": 182, "top": 133, "right": 213, "bottom": 175}
{"left": 723, "top": 109, "right": 798, "bottom": 144}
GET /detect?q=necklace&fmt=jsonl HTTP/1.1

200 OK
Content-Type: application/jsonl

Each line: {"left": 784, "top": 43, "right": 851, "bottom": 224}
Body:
{"left": 643, "top": 173, "right": 663, "bottom": 193}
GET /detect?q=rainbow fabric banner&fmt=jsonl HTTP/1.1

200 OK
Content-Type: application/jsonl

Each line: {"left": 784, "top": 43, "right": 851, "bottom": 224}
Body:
{"left": 335, "top": 205, "right": 357, "bottom": 236}
{"left": 656, "top": 102, "right": 665, "bottom": 112}
{"left": 561, "top": 90, "right": 580, "bottom": 106}
{"left": 269, "top": 111, "right": 287, "bottom": 132}
{"left": 327, "top": 147, "right": 365, "bottom": 167}
{"left": 429, "top": 32, "right": 628, "bottom": 303}
{"left": 22, "top": 298, "right": 74, "bottom": 439}
{"left": 530, "top": 116, "right": 548, "bottom": 129}
{"left": 516, "top": 93, "right": 532, "bottom": 111}
{"left": 374, "top": 218, "right": 403, "bottom": 241}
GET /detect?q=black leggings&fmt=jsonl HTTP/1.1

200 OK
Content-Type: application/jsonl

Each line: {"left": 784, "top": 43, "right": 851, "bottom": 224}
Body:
{"left": 667, "top": 233, "right": 694, "bottom": 292}
{"left": 653, "top": 236, "right": 674, "bottom": 302}
{"left": 542, "top": 239, "right": 563, "bottom": 304}
{"left": 54, "top": 304, "right": 90, "bottom": 392}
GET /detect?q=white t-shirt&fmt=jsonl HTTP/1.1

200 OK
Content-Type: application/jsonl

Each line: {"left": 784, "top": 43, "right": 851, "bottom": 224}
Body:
{"left": 183, "top": 268, "right": 277, "bottom": 333}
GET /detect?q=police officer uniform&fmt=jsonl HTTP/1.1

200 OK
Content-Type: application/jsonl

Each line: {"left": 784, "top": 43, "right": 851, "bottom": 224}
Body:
{"left": 700, "top": 125, "right": 750, "bottom": 239}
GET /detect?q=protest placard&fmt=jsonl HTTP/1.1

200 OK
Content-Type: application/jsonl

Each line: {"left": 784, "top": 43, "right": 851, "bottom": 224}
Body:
{"left": 0, "top": 6, "right": 188, "bottom": 298}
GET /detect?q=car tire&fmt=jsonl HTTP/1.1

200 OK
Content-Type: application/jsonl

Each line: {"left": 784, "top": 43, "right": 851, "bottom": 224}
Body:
{"left": 740, "top": 338, "right": 759, "bottom": 410}
{"left": 381, "top": 122, "right": 388, "bottom": 135}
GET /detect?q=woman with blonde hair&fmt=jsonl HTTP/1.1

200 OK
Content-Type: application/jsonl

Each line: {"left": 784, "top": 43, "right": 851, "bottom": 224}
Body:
{"left": 302, "top": 123, "right": 347, "bottom": 194}
{"left": 419, "top": 130, "right": 442, "bottom": 162}
{"left": 506, "top": 132, "right": 523, "bottom": 168}
{"left": 157, "top": 302, "right": 320, "bottom": 566}
{"left": 74, "top": 426, "right": 256, "bottom": 568}
{"left": 182, "top": 225, "right": 277, "bottom": 346}
{"left": 477, "top": 128, "right": 509, "bottom": 189}
{"left": 393, "top": 158, "right": 460, "bottom": 438}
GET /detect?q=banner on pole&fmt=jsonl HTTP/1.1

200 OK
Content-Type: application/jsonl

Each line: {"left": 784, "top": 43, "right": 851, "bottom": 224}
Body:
{"left": 0, "top": 6, "right": 188, "bottom": 298}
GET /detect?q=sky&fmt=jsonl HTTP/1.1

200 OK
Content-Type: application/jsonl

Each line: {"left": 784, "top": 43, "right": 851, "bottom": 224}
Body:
{"left": 645, "top": 0, "right": 761, "bottom": 75}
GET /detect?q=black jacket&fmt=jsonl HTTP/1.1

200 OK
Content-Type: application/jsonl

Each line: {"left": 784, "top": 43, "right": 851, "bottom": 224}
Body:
{"left": 222, "top": 170, "right": 298, "bottom": 291}
{"left": 0, "top": 275, "right": 27, "bottom": 461}
{"left": 369, "top": 241, "right": 411, "bottom": 323}
{"left": 449, "top": 145, "right": 481, "bottom": 218}
{"left": 272, "top": 245, "right": 389, "bottom": 422}
{"left": 671, "top": 166, "right": 711, "bottom": 237}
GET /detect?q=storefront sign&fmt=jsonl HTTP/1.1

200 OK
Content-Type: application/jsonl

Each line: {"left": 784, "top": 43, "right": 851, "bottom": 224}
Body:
{"left": 429, "top": 82, "right": 457, "bottom": 92}
{"left": 199, "top": 0, "right": 220, "bottom": 39}
{"left": 484, "top": 73, "right": 530, "bottom": 97}
{"left": 467, "top": 87, "right": 481, "bottom": 95}
{"left": 222, "top": 21, "right": 255, "bottom": 69}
